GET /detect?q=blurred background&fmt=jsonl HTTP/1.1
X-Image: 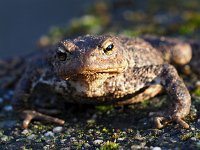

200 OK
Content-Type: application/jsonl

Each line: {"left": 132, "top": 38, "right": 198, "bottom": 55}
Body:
{"left": 0, "top": 0, "right": 93, "bottom": 57}
{"left": 0, "top": 0, "right": 200, "bottom": 58}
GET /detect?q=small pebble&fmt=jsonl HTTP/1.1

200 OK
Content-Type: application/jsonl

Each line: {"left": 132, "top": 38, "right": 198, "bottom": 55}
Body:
{"left": 170, "top": 138, "right": 177, "bottom": 143}
{"left": 1, "top": 135, "right": 10, "bottom": 142}
{"left": 3, "top": 105, "right": 13, "bottom": 111}
{"left": 196, "top": 81, "right": 200, "bottom": 87}
{"left": 44, "top": 131, "right": 54, "bottom": 137}
{"left": 87, "top": 119, "right": 95, "bottom": 124}
{"left": 27, "top": 134, "right": 36, "bottom": 140}
{"left": 134, "top": 131, "right": 143, "bottom": 140}
{"left": 93, "top": 139, "right": 103, "bottom": 145}
{"left": 191, "top": 137, "right": 197, "bottom": 141}
{"left": 131, "top": 145, "right": 142, "bottom": 149}
{"left": 91, "top": 114, "right": 97, "bottom": 119}
{"left": 70, "top": 137, "right": 76, "bottom": 142}
{"left": 60, "top": 139, "right": 67, "bottom": 144}
{"left": 118, "top": 138, "right": 125, "bottom": 141}
{"left": 43, "top": 145, "right": 51, "bottom": 150}
{"left": 143, "top": 122, "right": 147, "bottom": 125}
{"left": 21, "top": 129, "right": 30, "bottom": 135}
{"left": 84, "top": 143, "right": 90, "bottom": 148}
{"left": 53, "top": 126, "right": 63, "bottom": 133}
{"left": 191, "top": 127, "right": 195, "bottom": 131}
{"left": 152, "top": 147, "right": 162, "bottom": 150}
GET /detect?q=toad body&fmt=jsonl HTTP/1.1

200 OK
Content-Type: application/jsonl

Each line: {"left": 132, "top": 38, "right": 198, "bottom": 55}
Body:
{"left": 12, "top": 35, "right": 197, "bottom": 129}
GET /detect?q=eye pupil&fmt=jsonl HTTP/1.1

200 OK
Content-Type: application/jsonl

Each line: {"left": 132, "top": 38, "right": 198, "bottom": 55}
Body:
{"left": 57, "top": 51, "right": 67, "bottom": 61}
{"left": 103, "top": 43, "right": 114, "bottom": 55}
{"left": 106, "top": 44, "right": 114, "bottom": 51}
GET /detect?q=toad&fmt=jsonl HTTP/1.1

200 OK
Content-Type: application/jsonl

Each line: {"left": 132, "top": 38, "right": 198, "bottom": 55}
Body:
{"left": 11, "top": 35, "right": 200, "bottom": 129}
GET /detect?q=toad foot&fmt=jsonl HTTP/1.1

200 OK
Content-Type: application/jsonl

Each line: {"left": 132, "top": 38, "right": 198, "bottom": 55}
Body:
{"left": 21, "top": 110, "right": 65, "bottom": 129}
{"left": 154, "top": 116, "right": 189, "bottom": 129}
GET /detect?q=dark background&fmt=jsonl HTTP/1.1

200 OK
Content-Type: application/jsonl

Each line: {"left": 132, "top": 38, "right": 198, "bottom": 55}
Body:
{"left": 0, "top": 0, "right": 93, "bottom": 58}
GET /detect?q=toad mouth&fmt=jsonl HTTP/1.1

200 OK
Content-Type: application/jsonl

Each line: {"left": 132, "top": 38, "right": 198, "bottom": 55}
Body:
{"left": 63, "top": 67, "right": 125, "bottom": 80}
{"left": 80, "top": 67, "right": 126, "bottom": 74}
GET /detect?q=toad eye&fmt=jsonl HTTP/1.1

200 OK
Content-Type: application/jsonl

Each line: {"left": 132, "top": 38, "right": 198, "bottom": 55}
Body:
{"left": 57, "top": 47, "right": 70, "bottom": 61}
{"left": 103, "top": 43, "right": 114, "bottom": 55}
{"left": 57, "top": 51, "right": 67, "bottom": 61}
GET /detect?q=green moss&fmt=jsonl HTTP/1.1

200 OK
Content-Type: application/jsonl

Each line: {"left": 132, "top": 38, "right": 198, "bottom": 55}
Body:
{"left": 197, "top": 142, "right": 200, "bottom": 149}
{"left": 194, "top": 88, "right": 200, "bottom": 97}
{"left": 178, "top": 23, "right": 197, "bottom": 35}
{"left": 121, "top": 25, "right": 164, "bottom": 37}
{"left": 100, "top": 141, "right": 119, "bottom": 150}
{"left": 122, "top": 30, "right": 141, "bottom": 37}
{"left": 95, "top": 105, "right": 114, "bottom": 113}
{"left": 180, "top": 132, "right": 193, "bottom": 141}
{"left": 179, "top": 12, "right": 200, "bottom": 35}
{"left": 102, "top": 127, "right": 108, "bottom": 133}
{"left": 73, "top": 141, "right": 83, "bottom": 149}
{"left": 195, "top": 133, "right": 200, "bottom": 140}
{"left": 0, "top": 129, "right": 4, "bottom": 136}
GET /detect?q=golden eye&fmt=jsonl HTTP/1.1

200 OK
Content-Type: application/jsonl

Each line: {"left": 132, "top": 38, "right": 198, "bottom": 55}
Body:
{"left": 103, "top": 43, "right": 114, "bottom": 55}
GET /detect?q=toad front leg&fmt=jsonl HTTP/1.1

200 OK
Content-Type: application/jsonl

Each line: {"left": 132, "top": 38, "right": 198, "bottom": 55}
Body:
{"left": 120, "top": 64, "right": 191, "bottom": 128}
{"left": 12, "top": 69, "right": 65, "bottom": 128}
{"left": 155, "top": 64, "right": 191, "bottom": 128}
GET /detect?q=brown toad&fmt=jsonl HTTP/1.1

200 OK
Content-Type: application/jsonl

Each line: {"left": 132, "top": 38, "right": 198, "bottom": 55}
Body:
{"left": 11, "top": 35, "right": 199, "bottom": 129}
